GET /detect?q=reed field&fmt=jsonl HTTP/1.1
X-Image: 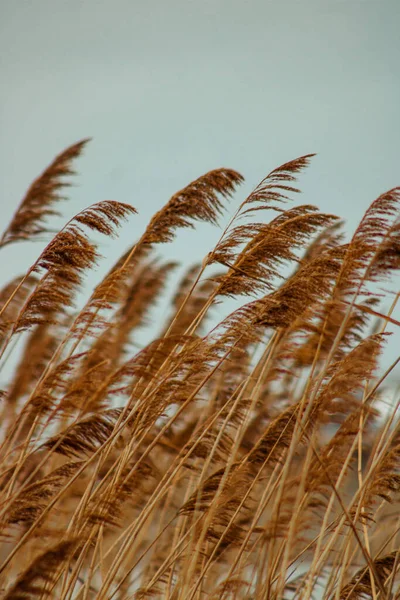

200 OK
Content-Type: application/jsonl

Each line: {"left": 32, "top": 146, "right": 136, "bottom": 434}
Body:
{"left": 0, "top": 139, "right": 399, "bottom": 599}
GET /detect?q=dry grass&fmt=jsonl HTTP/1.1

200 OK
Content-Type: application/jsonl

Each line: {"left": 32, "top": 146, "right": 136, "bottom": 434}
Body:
{"left": 0, "top": 140, "right": 399, "bottom": 599}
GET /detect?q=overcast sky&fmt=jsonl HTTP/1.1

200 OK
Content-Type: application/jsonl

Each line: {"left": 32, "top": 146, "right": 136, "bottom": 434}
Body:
{"left": 1, "top": 0, "right": 399, "bottom": 374}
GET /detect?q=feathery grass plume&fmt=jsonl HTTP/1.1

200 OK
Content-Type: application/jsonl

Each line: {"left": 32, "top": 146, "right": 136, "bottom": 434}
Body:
{"left": 214, "top": 207, "right": 338, "bottom": 298}
{"left": 171, "top": 264, "right": 203, "bottom": 310}
{"left": 22, "top": 352, "right": 87, "bottom": 422}
{"left": 6, "top": 323, "right": 59, "bottom": 408}
{"left": 213, "top": 243, "right": 342, "bottom": 364}
{"left": 57, "top": 337, "right": 118, "bottom": 416}
{"left": 180, "top": 413, "right": 236, "bottom": 466}
{"left": 303, "top": 406, "right": 378, "bottom": 519}
{"left": 340, "top": 188, "right": 400, "bottom": 295}
{"left": 67, "top": 241, "right": 149, "bottom": 347}
{"left": 1, "top": 461, "right": 83, "bottom": 528}
{"left": 275, "top": 221, "right": 345, "bottom": 367}
{"left": 356, "top": 429, "right": 400, "bottom": 520}
{"left": 207, "top": 154, "right": 314, "bottom": 255}
{"left": 12, "top": 200, "right": 135, "bottom": 334}
{"left": 11, "top": 229, "right": 97, "bottom": 334}
{"left": 43, "top": 409, "right": 123, "bottom": 458}
{"left": 74, "top": 168, "right": 242, "bottom": 328}
{"left": 365, "top": 213, "right": 400, "bottom": 290}
{"left": 0, "top": 323, "right": 62, "bottom": 448}
{"left": 82, "top": 456, "right": 157, "bottom": 531}
{"left": 211, "top": 578, "right": 252, "bottom": 599}
{"left": 140, "top": 169, "right": 243, "bottom": 245}
{"left": 247, "top": 403, "right": 301, "bottom": 469}
{"left": 0, "top": 147, "right": 399, "bottom": 599}
{"left": 0, "top": 275, "right": 38, "bottom": 346}
{"left": 162, "top": 263, "right": 220, "bottom": 337}
{"left": 3, "top": 538, "right": 78, "bottom": 599}
{"left": 299, "top": 189, "right": 400, "bottom": 364}
{"left": 179, "top": 463, "right": 253, "bottom": 552}
{"left": 81, "top": 242, "right": 141, "bottom": 312}
{"left": 310, "top": 333, "right": 386, "bottom": 420}
{"left": 99, "top": 332, "right": 195, "bottom": 395}
{"left": 67, "top": 259, "right": 173, "bottom": 408}
{"left": 300, "top": 219, "right": 345, "bottom": 262}
{"left": 338, "top": 551, "right": 399, "bottom": 600}
{"left": 253, "top": 244, "right": 346, "bottom": 330}
{"left": 69, "top": 169, "right": 243, "bottom": 345}
{"left": 126, "top": 336, "right": 218, "bottom": 434}
{"left": 205, "top": 156, "right": 318, "bottom": 304}
{"left": 114, "top": 259, "right": 177, "bottom": 355}
{"left": 0, "top": 202, "right": 135, "bottom": 483}
{"left": 64, "top": 257, "right": 170, "bottom": 412}
{"left": 0, "top": 352, "right": 88, "bottom": 463}
{"left": 239, "top": 153, "right": 315, "bottom": 214}
{"left": 201, "top": 338, "right": 253, "bottom": 424}
{"left": 0, "top": 139, "right": 89, "bottom": 246}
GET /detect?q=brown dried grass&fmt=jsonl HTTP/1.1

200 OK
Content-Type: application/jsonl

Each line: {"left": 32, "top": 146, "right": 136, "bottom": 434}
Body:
{"left": 0, "top": 141, "right": 399, "bottom": 599}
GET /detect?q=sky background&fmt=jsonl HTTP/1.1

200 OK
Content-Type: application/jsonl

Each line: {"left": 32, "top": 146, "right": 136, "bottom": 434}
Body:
{"left": 0, "top": 0, "right": 399, "bottom": 378}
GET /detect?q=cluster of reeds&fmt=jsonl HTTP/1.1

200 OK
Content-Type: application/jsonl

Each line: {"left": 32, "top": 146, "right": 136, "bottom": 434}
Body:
{"left": 0, "top": 139, "right": 399, "bottom": 599}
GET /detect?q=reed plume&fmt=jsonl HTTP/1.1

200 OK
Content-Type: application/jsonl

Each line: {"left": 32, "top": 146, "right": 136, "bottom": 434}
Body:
{"left": 0, "top": 142, "right": 399, "bottom": 599}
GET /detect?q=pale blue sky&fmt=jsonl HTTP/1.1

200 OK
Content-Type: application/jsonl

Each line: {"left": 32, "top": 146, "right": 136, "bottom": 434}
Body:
{"left": 0, "top": 0, "right": 399, "bottom": 374}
